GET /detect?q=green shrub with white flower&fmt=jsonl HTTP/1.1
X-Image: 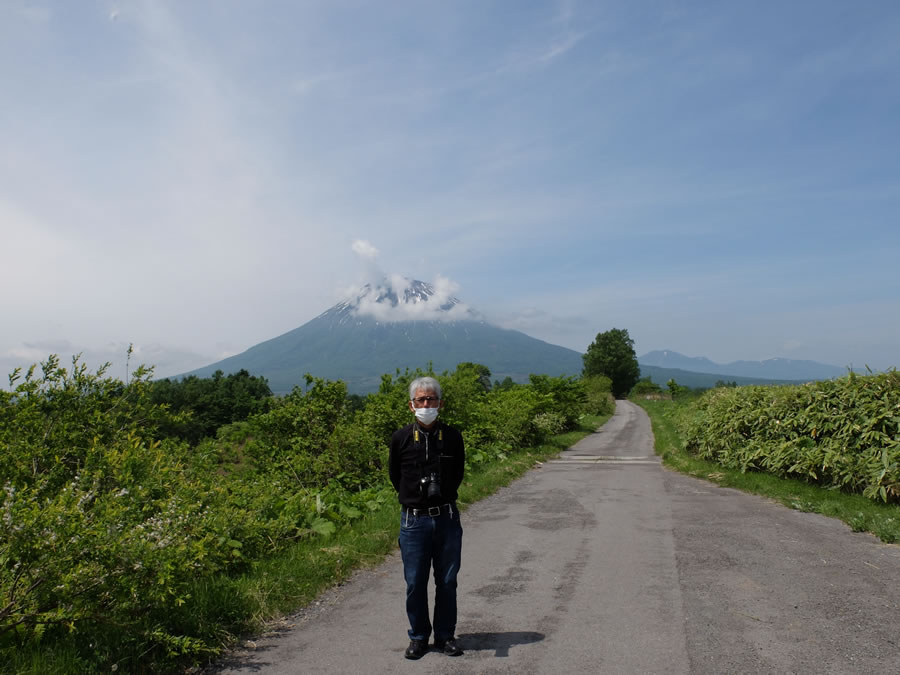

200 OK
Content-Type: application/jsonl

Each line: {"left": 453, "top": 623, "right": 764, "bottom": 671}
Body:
{"left": 0, "top": 356, "right": 267, "bottom": 661}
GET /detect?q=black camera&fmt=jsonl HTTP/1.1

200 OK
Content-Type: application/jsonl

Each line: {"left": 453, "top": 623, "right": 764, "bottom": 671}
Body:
{"left": 419, "top": 472, "right": 442, "bottom": 499}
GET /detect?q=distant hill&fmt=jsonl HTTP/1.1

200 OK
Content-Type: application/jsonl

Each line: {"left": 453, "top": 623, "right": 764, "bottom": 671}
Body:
{"left": 638, "top": 365, "right": 803, "bottom": 390}
{"left": 639, "top": 350, "right": 846, "bottom": 382}
{"left": 179, "top": 279, "right": 583, "bottom": 394}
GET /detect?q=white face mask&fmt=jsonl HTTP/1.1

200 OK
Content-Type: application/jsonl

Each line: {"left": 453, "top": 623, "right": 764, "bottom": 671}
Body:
{"left": 414, "top": 407, "right": 439, "bottom": 425}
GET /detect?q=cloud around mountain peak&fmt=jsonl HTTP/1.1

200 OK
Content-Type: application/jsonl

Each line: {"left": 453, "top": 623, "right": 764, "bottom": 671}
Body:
{"left": 346, "top": 275, "right": 477, "bottom": 323}
{"left": 344, "top": 239, "right": 476, "bottom": 323}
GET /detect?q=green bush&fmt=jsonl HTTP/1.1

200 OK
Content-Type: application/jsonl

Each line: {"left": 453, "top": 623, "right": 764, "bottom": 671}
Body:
{"left": 1, "top": 355, "right": 610, "bottom": 671}
{"left": 149, "top": 369, "right": 272, "bottom": 444}
{"left": 681, "top": 371, "right": 900, "bottom": 502}
{"left": 0, "top": 357, "right": 231, "bottom": 662}
{"left": 0, "top": 360, "right": 358, "bottom": 667}
{"left": 583, "top": 375, "right": 616, "bottom": 416}
{"left": 631, "top": 377, "right": 662, "bottom": 395}
{"left": 527, "top": 374, "right": 585, "bottom": 428}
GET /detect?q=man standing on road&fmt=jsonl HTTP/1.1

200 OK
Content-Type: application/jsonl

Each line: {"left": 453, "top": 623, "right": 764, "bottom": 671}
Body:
{"left": 389, "top": 376, "right": 466, "bottom": 660}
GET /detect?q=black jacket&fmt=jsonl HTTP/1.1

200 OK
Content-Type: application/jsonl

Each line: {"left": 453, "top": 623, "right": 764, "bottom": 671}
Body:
{"left": 389, "top": 420, "right": 465, "bottom": 508}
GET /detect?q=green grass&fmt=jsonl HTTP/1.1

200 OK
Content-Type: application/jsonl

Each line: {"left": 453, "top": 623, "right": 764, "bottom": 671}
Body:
{"left": 635, "top": 398, "right": 900, "bottom": 544}
{"left": 3, "top": 414, "right": 608, "bottom": 675}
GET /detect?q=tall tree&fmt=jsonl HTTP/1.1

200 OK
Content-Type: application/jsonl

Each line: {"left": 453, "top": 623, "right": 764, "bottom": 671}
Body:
{"left": 582, "top": 328, "right": 640, "bottom": 398}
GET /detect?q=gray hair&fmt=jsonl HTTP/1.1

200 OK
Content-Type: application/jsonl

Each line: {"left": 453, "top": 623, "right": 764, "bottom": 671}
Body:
{"left": 409, "top": 376, "right": 442, "bottom": 400}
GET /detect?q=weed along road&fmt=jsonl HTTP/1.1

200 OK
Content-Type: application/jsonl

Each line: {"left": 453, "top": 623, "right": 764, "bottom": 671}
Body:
{"left": 211, "top": 401, "right": 900, "bottom": 674}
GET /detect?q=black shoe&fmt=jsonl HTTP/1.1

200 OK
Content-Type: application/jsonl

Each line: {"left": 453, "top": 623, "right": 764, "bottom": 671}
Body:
{"left": 434, "top": 638, "right": 463, "bottom": 656}
{"left": 405, "top": 639, "right": 429, "bottom": 660}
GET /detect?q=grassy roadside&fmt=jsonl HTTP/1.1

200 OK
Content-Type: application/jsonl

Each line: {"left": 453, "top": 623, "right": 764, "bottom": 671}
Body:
{"left": 635, "top": 398, "right": 900, "bottom": 544}
{"left": 20, "top": 413, "right": 605, "bottom": 675}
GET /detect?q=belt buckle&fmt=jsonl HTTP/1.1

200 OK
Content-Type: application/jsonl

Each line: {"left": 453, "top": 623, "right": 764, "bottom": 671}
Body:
{"left": 428, "top": 505, "right": 442, "bottom": 516}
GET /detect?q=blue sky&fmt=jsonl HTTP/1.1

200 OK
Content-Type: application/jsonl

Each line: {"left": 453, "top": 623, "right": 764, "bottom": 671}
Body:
{"left": 2, "top": 0, "right": 898, "bottom": 381}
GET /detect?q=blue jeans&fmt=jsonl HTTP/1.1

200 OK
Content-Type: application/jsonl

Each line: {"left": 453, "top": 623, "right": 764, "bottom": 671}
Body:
{"left": 398, "top": 506, "right": 463, "bottom": 642}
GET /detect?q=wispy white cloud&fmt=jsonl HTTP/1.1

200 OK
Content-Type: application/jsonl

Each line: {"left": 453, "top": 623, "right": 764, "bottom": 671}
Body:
{"left": 351, "top": 239, "right": 379, "bottom": 260}
{"left": 534, "top": 30, "right": 586, "bottom": 65}
{"left": 493, "top": 28, "right": 587, "bottom": 76}
{"left": 1, "top": 1, "right": 897, "bottom": 380}
{"left": 493, "top": 0, "right": 589, "bottom": 72}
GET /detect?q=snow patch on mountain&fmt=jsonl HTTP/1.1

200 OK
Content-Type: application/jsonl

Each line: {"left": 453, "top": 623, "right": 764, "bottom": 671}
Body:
{"left": 335, "top": 276, "right": 478, "bottom": 323}
{"left": 339, "top": 239, "right": 477, "bottom": 323}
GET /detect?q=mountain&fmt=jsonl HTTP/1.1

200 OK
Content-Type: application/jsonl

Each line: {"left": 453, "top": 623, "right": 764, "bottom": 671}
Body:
{"left": 638, "top": 350, "right": 847, "bottom": 382}
{"left": 638, "top": 365, "right": 804, "bottom": 390}
{"left": 180, "top": 279, "right": 583, "bottom": 394}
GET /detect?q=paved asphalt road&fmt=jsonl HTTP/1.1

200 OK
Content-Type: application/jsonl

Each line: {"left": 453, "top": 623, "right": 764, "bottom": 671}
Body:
{"left": 210, "top": 401, "right": 900, "bottom": 674}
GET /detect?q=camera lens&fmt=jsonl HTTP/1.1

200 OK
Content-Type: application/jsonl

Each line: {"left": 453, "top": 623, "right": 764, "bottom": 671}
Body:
{"left": 427, "top": 473, "right": 441, "bottom": 499}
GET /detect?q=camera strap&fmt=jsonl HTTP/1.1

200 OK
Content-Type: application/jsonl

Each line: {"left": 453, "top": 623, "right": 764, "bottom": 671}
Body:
{"left": 414, "top": 424, "right": 443, "bottom": 475}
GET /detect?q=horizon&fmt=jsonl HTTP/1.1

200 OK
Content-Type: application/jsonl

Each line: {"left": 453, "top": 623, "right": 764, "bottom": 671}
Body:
{"left": 2, "top": 1, "right": 898, "bottom": 381}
